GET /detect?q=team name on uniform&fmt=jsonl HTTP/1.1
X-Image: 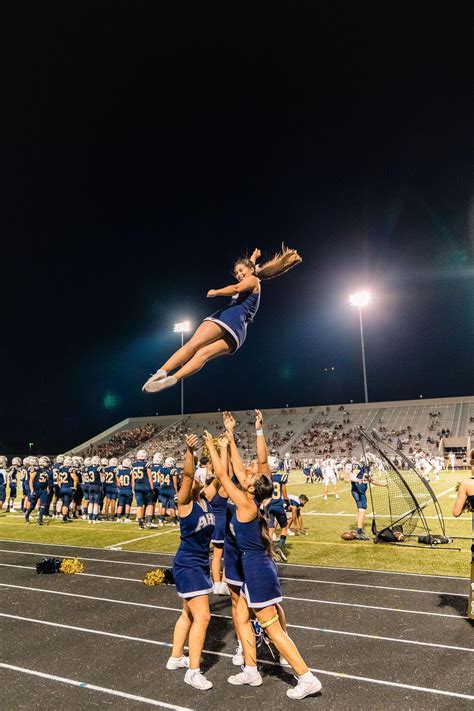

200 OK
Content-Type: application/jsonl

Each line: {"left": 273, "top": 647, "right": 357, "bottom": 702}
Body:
{"left": 194, "top": 512, "right": 215, "bottom": 533}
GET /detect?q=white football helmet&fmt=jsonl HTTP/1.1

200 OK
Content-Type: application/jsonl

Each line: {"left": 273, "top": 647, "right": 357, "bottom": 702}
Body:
{"left": 23, "top": 457, "right": 31, "bottom": 466}
{"left": 109, "top": 458, "right": 118, "bottom": 466}
{"left": 83, "top": 457, "right": 92, "bottom": 466}
{"left": 153, "top": 452, "right": 164, "bottom": 465}
{"left": 267, "top": 456, "right": 279, "bottom": 473}
{"left": 164, "top": 456, "right": 176, "bottom": 468}
{"left": 72, "top": 456, "right": 82, "bottom": 467}
{"left": 12, "top": 457, "right": 21, "bottom": 467}
{"left": 63, "top": 456, "right": 73, "bottom": 467}
{"left": 0, "top": 456, "right": 7, "bottom": 467}
{"left": 29, "top": 456, "right": 39, "bottom": 467}
{"left": 55, "top": 454, "right": 65, "bottom": 464}
{"left": 91, "top": 456, "right": 100, "bottom": 466}
{"left": 101, "top": 458, "right": 109, "bottom": 466}
{"left": 121, "top": 458, "right": 132, "bottom": 468}
{"left": 137, "top": 450, "right": 147, "bottom": 460}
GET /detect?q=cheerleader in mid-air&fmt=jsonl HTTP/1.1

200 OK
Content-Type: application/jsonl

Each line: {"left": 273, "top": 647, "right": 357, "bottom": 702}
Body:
{"left": 142, "top": 245, "right": 301, "bottom": 393}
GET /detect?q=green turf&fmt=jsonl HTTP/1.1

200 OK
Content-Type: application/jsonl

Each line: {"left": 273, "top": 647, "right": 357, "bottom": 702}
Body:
{"left": 0, "top": 470, "right": 471, "bottom": 578}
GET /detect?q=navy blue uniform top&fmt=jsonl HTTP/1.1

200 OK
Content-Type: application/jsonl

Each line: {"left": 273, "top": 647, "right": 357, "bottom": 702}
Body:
{"left": 31, "top": 467, "right": 50, "bottom": 491}
{"left": 132, "top": 460, "right": 151, "bottom": 491}
{"left": 176, "top": 498, "right": 215, "bottom": 565}
{"left": 87, "top": 465, "right": 103, "bottom": 486}
{"left": 117, "top": 467, "right": 132, "bottom": 492}
{"left": 0, "top": 470, "right": 6, "bottom": 487}
{"left": 351, "top": 465, "right": 368, "bottom": 494}
{"left": 160, "top": 466, "right": 177, "bottom": 495}
{"left": 8, "top": 467, "right": 18, "bottom": 484}
{"left": 210, "top": 491, "right": 227, "bottom": 517}
{"left": 230, "top": 502, "right": 268, "bottom": 557}
{"left": 104, "top": 466, "right": 118, "bottom": 488}
{"left": 58, "top": 466, "right": 76, "bottom": 488}
{"left": 228, "top": 290, "right": 260, "bottom": 323}
{"left": 52, "top": 464, "right": 61, "bottom": 486}
{"left": 81, "top": 466, "right": 89, "bottom": 484}
{"left": 150, "top": 464, "right": 162, "bottom": 490}
{"left": 270, "top": 472, "right": 288, "bottom": 507}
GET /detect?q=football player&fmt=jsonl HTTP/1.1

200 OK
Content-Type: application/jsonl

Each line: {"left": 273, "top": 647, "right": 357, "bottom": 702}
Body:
{"left": 160, "top": 456, "right": 179, "bottom": 526}
{"left": 103, "top": 458, "right": 119, "bottom": 520}
{"left": 25, "top": 456, "right": 50, "bottom": 525}
{"left": 7, "top": 457, "right": 21, "bottom": 512}
{"left": 132, "top": 450, "right": 156, "bottom": 529}
{"left": 116, "top": 458, "right": 133, "bottom": 522}
{"left": 58, "top": 456, "right": 79, "bottom": 522}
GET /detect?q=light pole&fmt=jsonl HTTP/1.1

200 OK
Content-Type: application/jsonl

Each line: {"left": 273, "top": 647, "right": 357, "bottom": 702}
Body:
{"left": 349, "top": 291, "right": 371, "bottom": 403}
{"left": 173, "top": 321, "right": 191, "bottom": 415}
{"left": 28, "top": 442, "right": 34, "bottom": 455}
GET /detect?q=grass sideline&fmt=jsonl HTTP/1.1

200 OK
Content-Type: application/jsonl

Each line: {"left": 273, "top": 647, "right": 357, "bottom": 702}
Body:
{"left": 0, "top": 469, "right": 471, "bottom": 578}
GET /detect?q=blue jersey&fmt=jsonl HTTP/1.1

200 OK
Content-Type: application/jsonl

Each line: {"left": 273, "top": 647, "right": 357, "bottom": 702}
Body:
{"left": 58, "top": 466, "right": 75, "bottom": 488}
{"left": 31, "top": 467, "right": 50, "bottom": 491}
{"left": 0, "top": 470, "right": 6, "bottom": 488}
{"left": 132, "top": 460, "right": 151, "bottom": 491}
{"left": 117, "top": 467, "right": 132, "bottom": 492}
{"left": 270, "top": 472, "right": 288, "bottom": 506}
{"left": 9, "top": 467, "right": 18, "bottom": 485}
{"left": 210, "top": 491, "right": 227, "bottom": 517}
{"left": 351, "top": 465, "right": 368, "bottom": 494}
{"left": 150, "top": 464, "right": 162, "bottom": 490}
{"left": 160, "top": 466, "right": 177, "bottom": 495}
{"left": 176, "top": 498, "right": 215, "bottom": 564}
{"left": 87, "top": 465, "right": 103, "bottom": 486}
{"left": 104, "top": 466, "right": 118, "bottom": 488}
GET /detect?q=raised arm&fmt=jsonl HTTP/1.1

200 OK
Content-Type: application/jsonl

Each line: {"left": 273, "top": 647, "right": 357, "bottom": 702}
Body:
{"left": 452, "top": 482, "right": 469, "bottom": 517}
{"left": 204, "top": 431, "right": 248, "bottom": 508}
{"left": 177, "top": 434, "right": 198, "bottom": 506}
{"left": 255, "top": 409, "right": 270, "bottom": 476}
{"left": 223, "top": 411, "right": 247, "bottom": 485}
{"left": 207, "top": 275, "right": 259, "bottom": 298}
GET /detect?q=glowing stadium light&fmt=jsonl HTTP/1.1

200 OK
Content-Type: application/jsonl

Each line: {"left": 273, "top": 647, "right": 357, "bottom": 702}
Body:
{"left": 173, "top": 320, "right": 191, "bottom": 333}
{"left": 349, "top": 291, "right": 371, "bottom": 307}
{"left": 349, "top": 292, "right": 371, "bottom": 403}
{"left": 173, "top": 321, "right": 192, "bottom": 414}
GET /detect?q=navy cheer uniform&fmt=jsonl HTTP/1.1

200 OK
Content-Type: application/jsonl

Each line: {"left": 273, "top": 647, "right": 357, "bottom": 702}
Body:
{"left": 87, "top": 465, "right": 103, "bottom": 504}
{"left": 132, "top": 460, "right": 153, "bottom": 507}
{"left": 223, "top": 500, "right": 244, "bottom": 587}
{"left": 267, "top": 471, "right": 288, "bottom": 528}
{"left": 204, "top": 290, "right": 260, "bottom": 353}
{"left": 173, "top": 498, "right": 215, "bottom": 598}
{"left": 231, "top": 502, "right": 282, "bottom": 608}
{"left": 104, "top": 466, "right": 118, "bottom": 500}
{"left": 210, "top": 491, "right": 227, "bottom": 545}
{"left": 351, "top": 465, "right": 368, "bottom": 509}
{"left": 117, "top": 467, "right": 133, "bottom": 508}
{"left": 58, "top": 465, "right": 76, "bottom": 507}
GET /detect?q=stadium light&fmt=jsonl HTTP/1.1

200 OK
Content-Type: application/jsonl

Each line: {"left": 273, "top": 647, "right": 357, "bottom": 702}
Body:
{"left": 349, "top": 292, "right": 371, "bottom": 403}
{"left": 173, "top": 321, "right": 192, "bottom": 415}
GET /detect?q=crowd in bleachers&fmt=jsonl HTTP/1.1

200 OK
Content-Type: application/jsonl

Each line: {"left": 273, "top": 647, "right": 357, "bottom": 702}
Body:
{"left": 86, "top": 423, "right": 161, "bottom": 458}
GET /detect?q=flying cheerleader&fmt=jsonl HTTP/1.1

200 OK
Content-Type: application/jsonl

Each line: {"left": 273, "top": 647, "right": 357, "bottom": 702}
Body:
{"left": 142, "top": 245, "right": 302, "bottom": 393}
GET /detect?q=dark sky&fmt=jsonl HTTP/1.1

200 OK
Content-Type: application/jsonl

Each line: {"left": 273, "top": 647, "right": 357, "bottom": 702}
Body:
{"left": 1, "top": 3, "right": 473, "bottom": 453}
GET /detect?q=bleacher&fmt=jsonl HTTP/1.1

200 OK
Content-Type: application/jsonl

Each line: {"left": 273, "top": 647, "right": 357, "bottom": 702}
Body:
{"left": 69, "top": 395, "right": 474, "bottom": 463}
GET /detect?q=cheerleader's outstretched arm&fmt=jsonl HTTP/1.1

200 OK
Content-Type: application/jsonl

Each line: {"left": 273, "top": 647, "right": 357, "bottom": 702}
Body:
{"left": 207, "top": 275, "right": 258, "bottom": 298}
{"left": 177, "top": 434, "right": 198, "bottom": 506}
{"left": 255, "top": 409, "right": 270, "bottom": 477}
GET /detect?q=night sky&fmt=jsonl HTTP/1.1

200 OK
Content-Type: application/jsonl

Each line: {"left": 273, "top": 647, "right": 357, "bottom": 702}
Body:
{"left": 2, "top": 3, "right": 473, "bottom": 454}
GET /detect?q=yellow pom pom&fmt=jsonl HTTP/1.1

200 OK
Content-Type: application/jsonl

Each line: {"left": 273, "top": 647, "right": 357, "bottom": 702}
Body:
{"left": 143, "top": 568, "right": 165, "bottom": 586}
{"left": 202, "top": 437, "right": 220, "bottom": 459}
{"left": 59, "top": 558, "right": 85, "bottom": 575}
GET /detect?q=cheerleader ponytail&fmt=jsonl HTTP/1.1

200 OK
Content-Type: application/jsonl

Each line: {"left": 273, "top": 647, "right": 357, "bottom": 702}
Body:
{"left": 255, "top": 244, "right": 302, "bottom": 280}
{"left": 253, "top": 475, "right": 275, "bottom": 558}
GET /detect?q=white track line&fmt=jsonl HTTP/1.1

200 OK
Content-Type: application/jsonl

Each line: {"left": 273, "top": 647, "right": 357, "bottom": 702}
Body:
{"left": 1, "top": 582, "right": 472, "bottom": 654}
{"left": 0, "top": 662, "right": 192, "bottom": 710}
{"left": 0, "top": 539, "right": 468, "bottom": 579}
{"left": 0, "top": 562, "right": 466, "bottom": 618}
{"left": 1, "top": 613, "right": 473, "bottom": 701}
{"left": 0, "top": 550, "right": 465, "bottom": 596}
{"left": 107, "top": 529, "right": 180, "bottom": 548}
{"left": 305, "top": 512, "right": 470, "bottom": 520}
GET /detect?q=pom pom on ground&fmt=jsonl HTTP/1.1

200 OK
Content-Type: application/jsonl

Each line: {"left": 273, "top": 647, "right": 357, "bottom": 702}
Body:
{"left": 341, "top": 531, "right": 357, "bottom": 541}
{"left": 59, "top": 558, "right": 85, "bottom": 574}
{"left": 143, "top": 568, "right": 165, "bottom": 586}
{"left": 36, "top": 558, "right": 61, "bottom": 574}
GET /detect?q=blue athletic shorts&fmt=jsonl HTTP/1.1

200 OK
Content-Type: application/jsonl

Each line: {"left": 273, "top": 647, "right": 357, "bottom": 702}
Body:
{"left": 118, "top": 491, "right": 133, "bottom": 508}
{"left": 105, "top": 486, "right": 118, "bottom": 500}
{"left": 267, "top": 504, "right": 287, "bottom": 528}
{"left": 9, "top": 485, "right": 17, "bottom": 499}
{"left": 88, "top": 484, "right": 101, "bottom": 505}
{"left": 135, "top": 489, "right": 153, "bottom": 507}
{"left": 59, "top": 487, "right": 74, "bottom": 507}
{"left": 351, "top": 490, "right": 367, "bottom": 509}
{"left": 160, "top": 494, "right": 176, "bottom": 510}
{"left": 0, "top": 487, "right": 6, "bottom": 503}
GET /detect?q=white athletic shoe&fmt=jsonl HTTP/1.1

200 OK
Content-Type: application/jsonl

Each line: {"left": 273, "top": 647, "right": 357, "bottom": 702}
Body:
{"left": 228, "top": 668, "right": 263, "bottom": 687}
{"left": 88, "top": 520, "right": 92, "bottom": 525}
{"left": 166, "top": 655, "right": 190, "bottom": 670}
{"left": 232, "top": 642, "right": 244, "bottom": 666}
{"left": 147, "top": 523, "right": 158, "bottom": 528}
{"left": 335, "top": 495, "right": 341, "bottom": 500}
{"left": 143, "top": 375, "right": 177, "bottom": 394}
{"left": 123, "top": 518, "right": 132, "bottom": 524}
{"left": 142, "top": 369, "right": 167, "bottom": 392}
{"left": 184, "top": 669, "right": 213, "bottom": 690}
{"left": 287, "top": 530, "right": 295, "bottom": 536}
{"left": 82, "top": 514, "right": 87, "bottom": 520}
{"left": 323, "top": 495, "right": 328, "bottom": 500}
{"left": 286, "top": 674, "right": 322, "bottom": 699}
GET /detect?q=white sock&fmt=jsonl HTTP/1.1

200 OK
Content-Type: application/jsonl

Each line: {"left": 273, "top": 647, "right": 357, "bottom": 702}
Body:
{"left": 298, "top": 671, "right": 314, "bottom": 682}
{"left": 189, "top": 668, "right": 200, "bottom": 674}
{"left": 244, "top": 665, "right": 258, "bottom": 676}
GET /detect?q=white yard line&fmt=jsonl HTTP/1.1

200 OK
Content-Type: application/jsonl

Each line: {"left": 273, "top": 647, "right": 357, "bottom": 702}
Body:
{"left": 1, "top": 613, "right": 473, "bottom": 701}
{"left": 1, "top": 582, "right": 472, "bottom": 653}
{"left": 107, "top": 528, "right": 180, "bottom": 548}
{"left": 0, "top": 662, "right": 192, "bottom": 710}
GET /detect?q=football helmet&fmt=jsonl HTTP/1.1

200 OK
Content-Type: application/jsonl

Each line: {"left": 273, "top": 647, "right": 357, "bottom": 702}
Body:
{"left": 39, "top": 456, "right": 50, "bottom": 467}
{"left": 63, "top": 456, "right": 73, "bottom": 467}
{"left": 83, "top": 457, "right": 92, "bottom": 466}
{"left": 153, "top": 452, "right": 164, "bottom": 465}
{"left": 109, "top": 458, "right": 118, "bottom": 466}
{"left": 101, "top": 458, "right": 109, "bottom": 466}
{"left": 121, "top": 458, "right": 132, "bottom": 468}
{"left": 12, "top": 457, "right": 21, "bottom": 467}
{"left": 164, "top": 456, "right": 176, "bottom": 468}
{"left": 137, "top": 450, "right": 147, "bottom": 460}
{"left": 91, "top": 456, "right": 100, "bottom": 466}
{"left": 0, "top": 456, "right": 7, "bottom": 467}
{"left": 29, "top": 456, "right": 39, "bottom": 467}
{"left": 267, "top": 455, "right": 280, "bottom": 473}
{"left": 55, "top": 454, "right": 65, "bottom": 464}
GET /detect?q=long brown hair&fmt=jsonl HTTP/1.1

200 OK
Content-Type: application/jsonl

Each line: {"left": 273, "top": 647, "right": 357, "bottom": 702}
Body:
{"left": 234, "top": 244, "right": 302, "bottom": 281}
{"left": 252, "top": 476, "right": 275, "bottom": 558}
